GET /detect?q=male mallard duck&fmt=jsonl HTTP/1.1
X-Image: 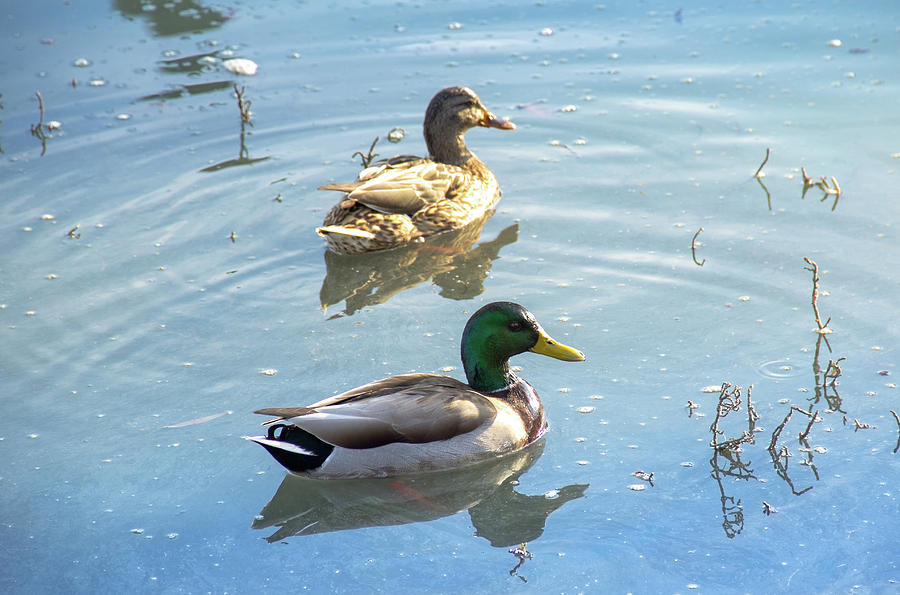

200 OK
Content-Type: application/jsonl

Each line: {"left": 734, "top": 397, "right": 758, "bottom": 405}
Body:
{"left": 316, "top": 86, "right": 515, "bottom": 254}
{"left": 246, "top": 302, "right": 584, "bottom": 478}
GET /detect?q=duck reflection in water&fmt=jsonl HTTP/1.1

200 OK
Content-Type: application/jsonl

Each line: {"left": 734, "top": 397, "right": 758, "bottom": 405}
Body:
{"left": 320, "top": 213, "right": 518, "bottom": 318}
{"left": 252, "top": 440, "right": 588, "bottom": 547}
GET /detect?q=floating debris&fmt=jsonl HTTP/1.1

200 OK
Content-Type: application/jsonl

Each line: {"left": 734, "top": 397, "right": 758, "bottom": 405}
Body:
{"left": 223, "top": 58, "right": 258, "bottom": 76}
{"left": 387, "top": 127, "right": 406, "bottom": 143}
{"left": 633, "top": 470, "right": 654, "bottom": 484}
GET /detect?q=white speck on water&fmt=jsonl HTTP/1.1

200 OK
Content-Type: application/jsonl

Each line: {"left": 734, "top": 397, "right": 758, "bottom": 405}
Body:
{"left": 73, "top": 57, "right": 91, "bottom": 67}
{"left": 540, "top": 27, "right": 553, "bottom": 36}
{"left": 828, "top": 39, "right": 842, "bottom": 47}
{"left": 448, "top": 22, "right": 462, "bottom": 30}
{"left": 577, "top": 406, "right": 595, "bottom": 414}
{"left": 628, "top": 484, "right": 646, "bottom": 491}
{"left": 439, "top": 366, "right": 455, "bottom": 373}
{"left": 260, "top": 369, "right": 277, "bottom": 376}
{"left": 116, "top": 113, "right": 132, "bottom": 121}
{"left": 131, "top": 528, "right": 144, "bottom": 535}
{"left": 700, "top": 385, "right": 721, "bottom": 393}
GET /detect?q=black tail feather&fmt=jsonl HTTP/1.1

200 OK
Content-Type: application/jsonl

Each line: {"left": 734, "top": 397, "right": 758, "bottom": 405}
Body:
{"left": 259, "top": 425, "right": 334, "bottom": 474}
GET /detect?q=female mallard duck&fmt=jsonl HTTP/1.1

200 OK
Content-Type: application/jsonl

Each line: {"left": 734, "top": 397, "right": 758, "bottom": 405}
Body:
{"left": 315, "top": 86, "right": 515, "bottom": 254}
{"left": 246, "top": 302, "right": 584, "bottom": 478}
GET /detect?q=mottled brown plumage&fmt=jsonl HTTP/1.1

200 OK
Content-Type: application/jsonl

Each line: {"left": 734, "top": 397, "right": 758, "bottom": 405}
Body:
{"left": 316, "top": 87, "right": 515, "bottom": 254}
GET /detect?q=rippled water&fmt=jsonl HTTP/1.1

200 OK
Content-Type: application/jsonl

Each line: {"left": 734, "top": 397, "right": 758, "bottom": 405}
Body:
{"left": 2, "top": 1, "right": 898, "bottom": 593}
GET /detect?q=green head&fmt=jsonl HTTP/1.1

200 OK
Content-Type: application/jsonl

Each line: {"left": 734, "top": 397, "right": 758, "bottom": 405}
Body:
{"left": 460, "top": 302, "right": 585, "bottom": 392}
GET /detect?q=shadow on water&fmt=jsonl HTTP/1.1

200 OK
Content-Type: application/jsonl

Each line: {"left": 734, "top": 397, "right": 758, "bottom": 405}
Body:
{"left": 320, "top": 214, "right": 519, "bottom": 318}
{"left": 252, "top": 440, "right": 588, "bottom": 548}
{"left": 114, "top": 0, "right": 229, "bottom": 37}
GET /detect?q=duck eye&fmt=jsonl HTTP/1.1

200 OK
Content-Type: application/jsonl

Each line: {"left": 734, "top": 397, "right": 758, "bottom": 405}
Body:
{"left": 508, "top": 321, "right": 523, "bottom": 332}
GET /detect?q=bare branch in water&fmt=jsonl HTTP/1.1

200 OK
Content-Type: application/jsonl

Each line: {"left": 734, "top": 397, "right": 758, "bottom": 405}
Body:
{"left": 803, "top": 257, "right": 832, "bottom": 342}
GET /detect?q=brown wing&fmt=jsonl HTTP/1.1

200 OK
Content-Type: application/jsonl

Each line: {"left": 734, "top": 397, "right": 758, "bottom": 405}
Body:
{"left": 319, "top": 159, "right": 468, "bottom": 216}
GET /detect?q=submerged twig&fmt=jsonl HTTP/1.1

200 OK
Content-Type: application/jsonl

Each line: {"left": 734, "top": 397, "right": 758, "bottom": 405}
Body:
{"left": 691, "top": 227, "right": 706, "bottom": 266}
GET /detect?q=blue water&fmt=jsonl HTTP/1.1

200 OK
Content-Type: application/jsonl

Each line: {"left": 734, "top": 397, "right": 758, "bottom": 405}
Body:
{"left": 1, "top": 1, "right": 898, "bottom": 592}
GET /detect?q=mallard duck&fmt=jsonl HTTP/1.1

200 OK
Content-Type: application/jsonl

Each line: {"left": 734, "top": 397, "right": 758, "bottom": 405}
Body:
{"left": 316, "top": 86, "right": 515, "bottom": 254}
{"left": 246, "top": 302, "right": 585, "bottom": 478}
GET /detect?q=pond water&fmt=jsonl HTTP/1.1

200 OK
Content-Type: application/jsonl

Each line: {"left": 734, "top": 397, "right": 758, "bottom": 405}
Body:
{"left": 2, "top": 1, "right": 898, "bottom": 592}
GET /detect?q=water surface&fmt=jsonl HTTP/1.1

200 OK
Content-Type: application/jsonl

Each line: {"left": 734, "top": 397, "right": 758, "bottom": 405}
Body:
{"left": 1, "top": 1, "right": 898, "bottom": 592}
